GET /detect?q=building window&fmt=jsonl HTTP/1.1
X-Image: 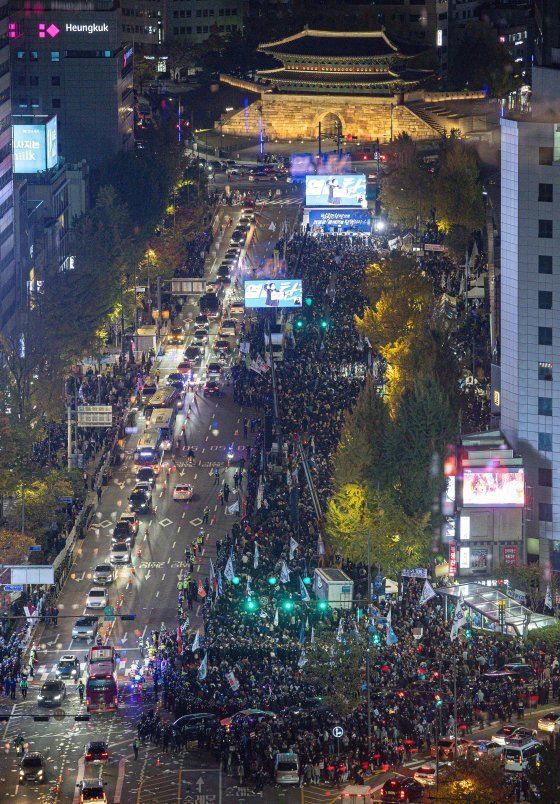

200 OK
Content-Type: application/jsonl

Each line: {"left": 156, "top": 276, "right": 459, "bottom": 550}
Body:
{"left": 539, "top": 183, "right": 553, "bottom": 202}
{"left": 51, "top": 51, "right": 60, "bottom": 62}
{"left": 538, "top": 397, "right": 553, "bottom": 416}
{"left": 52, "top": 99, "right": 61, "bottom": 108}
{"left": 539, "top": 432, "right": 552, "bottom": 451}
{"left": 30, "top": 98, "right": 39, "bottom": 108}
{"left": 539, "top": 502, "right": 553, "bottom": 521}
{"left": 539, "top": 147, "right": 553, "bottom": 165}
{"left": 539, "top": 326, "right": 553, "bottom": 345}
{"left": 17, "top": 50, "right": 25, "bottom": 60}
{"left": 539, "top": 255, "right": 553, "bottom": 274}
{"left": 51, "top": 76, "right": 60, "bottom": 86}
{"left": 539, "top": 219, "right": 553, "bottom": 238}
{"left": 539, "top": 467, "right": 553, "bottom": 487}
{"left": 29, "top": 76, "right": 39, "bottom": 86}
{"left": 539, "top": 361, "right": 553, "bottom": 381}
{"left": 539, "top": 290, "right": 553, "bottom": 309}
{"left": 30, "top": 51, "right": 38, "bottom": 61}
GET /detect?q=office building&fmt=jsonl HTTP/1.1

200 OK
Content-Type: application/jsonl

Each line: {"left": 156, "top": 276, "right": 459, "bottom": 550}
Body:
{"left": 121, "top": 0, "right": 165, "bottom": 47}
{"left": 534, "top": 0, "right": 560, "bottom": 68}
{"left": 10, "top": 0, "right": 134, "bottom": 169}
{"left": 500, "top": 64, "right": 560, "bottom": 569}
{"left": 373, "top": 0, "right": 450, "bottom": 72}
{"left": 168, "top": 0, "right": 242, "bottom": 43}
{"left": 0, "top": 0, "right": 16, "bottom": 332}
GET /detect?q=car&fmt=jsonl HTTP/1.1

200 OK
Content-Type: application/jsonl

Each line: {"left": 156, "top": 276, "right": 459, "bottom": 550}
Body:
{"left": 173, "top": 483, "right": 194, "bottom": 501}
{"left": 19, "top": 752, "right": 47, "bottom": 784}
{"left": 184, "top": 345, "right": 202, "bottom": 362}
{"left": 193, "top": 334, "right": 208, "bottom": 350}
{"left": 492, "top": 724, "right": 520, "bottom": 745}
{"left": 38, "top": 679, "right": 66, "bottom": 707}
{"left": 468, "top": 740, "right": 502, "bottom": 759}
{"left": 110, "top": 541, "right": 131, "bottom": 565}
{"left": 166, "top": 372, "right": 185, "bottom": 387}
{"left": 173, "top": 712, "right": 218, "bottom": 737}
{"left": 380, "top": 776, "right": 423, "bottom": 802}
{"left": 431, "top": 737, "right": 471, "bottom": 759}
{"left": 217, "top": 266, "right": 231, "bottom": 278}
{"left": 230, "top": 302, "right": 244, "bottom": 316}
{"left": 413, "top": 763, "right": 439, "bottom": 786}
{"left": 503, "top": 663, "right": 536, "bottom": 680}
{"left": 235, "top": 223, "right": 251, "bottom": 233}
{"left": 218, "top": 276, "right": 232, "bottom": 286}
{"left": 112, "top": 520, "right": 135, "bottom": 546}
{"left": 538, "top": 711, "right": 560, "bottom": 733}
{"left": 169, "top": 327, "right": 184, "bottom": 345}
{"left": 84, "top": 741, "right": 109, "bottom": 764}
{"left": 78, "top": 779, "right": 107, "bottom": 803}
{"left": 204, "top": 380, "right": 221, "bottom": 397}
{"left": 135, "top": 466, "right": 156, "bottom": 488}
{"left": 177, "top": 360, "right": 195, "bottom": 376}
{"left": 220, "top": 319, "right": 237, "bottom": 337}
{"left": 118, "top": 512, "right": 139, "bottom": 534}
{"left": 72, "top": 616, "right": 99, "bottom": 640}
{"left": 55, "top": 655, "right": 81, "bottom": 679}
{"left": 141, "top": 378, "right": 158, "bottom": 398}
{"left": 93, "top": 564, "right": 114, "bottom": 585}
{"left": 195, "top": 314, "right": 210, "bottom": 329}
{"left": 230, "top": 231, "right": 245, "bottom": 244}
{"left": 225, "top": 247, "right": 241, "bottom": 256}
{"left": 213, "top": 339, "right": 231, "bottom": 352}
{"left": 238, "top": 216, "right": 252, "bottom": 225}
{"left": 220, "top": 709, "right": 276, "bottom": 730}
{"left": 206, "top": 362, "right": 223, "bottom": 378}
{"left": 510, "top": 726, "right": 537, "bottom": 741}
{"left": 86, "top": 587, "right": 108, "bottom": 610}
{"left": 128, "top": 487, "right": 152, "bottom": 514}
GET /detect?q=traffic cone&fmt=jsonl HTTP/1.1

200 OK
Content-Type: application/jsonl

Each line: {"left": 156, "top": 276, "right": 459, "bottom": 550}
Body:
{"left": 131, "top": 565, "right": 136, "bottom": 576}
{"left": 156, "top": 756, "right": 161, "bottom": 767}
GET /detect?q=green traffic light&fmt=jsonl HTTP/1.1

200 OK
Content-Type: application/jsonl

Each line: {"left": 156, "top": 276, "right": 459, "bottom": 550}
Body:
{"left": 317, "top": 600, "right": 328, "bottom": 611}
{"left": 295, "top": 319, "right": 304, "bottom": 330}
{"left": 232, "top": 576, "right": 240, "bottom": 585}
{"left": 283, "top": 600, "right": 294, "bottom": 611}
{"left": 303, "top": 576, "right": 311, "bottom": 585}
{"left": 305, "top": 296, "right": 313, "bottom": 307}
{"left": 320, "top": 319, "right": 329, "bottom": 330}
{"left": 245, "top": 598, "right": 258, "bottom": 611}
{"left": 268, "top": 576, "right": 277, "bottom": 585}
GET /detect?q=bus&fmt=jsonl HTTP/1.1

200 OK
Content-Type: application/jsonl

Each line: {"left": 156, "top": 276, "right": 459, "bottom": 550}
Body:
{"left": 149, "top": 408, "right": 177, "bottom": 451}
{"left": 134, "top": 431, "right": 164, "bottom": 470}
{"left": 87, "top": 646, "right": 116, "bottom": 674}
{"left": 86, "top": 663, "right": 118, "bottom": 713}
{"left": 144, "top": 387, "right": 181, "bottom": 420}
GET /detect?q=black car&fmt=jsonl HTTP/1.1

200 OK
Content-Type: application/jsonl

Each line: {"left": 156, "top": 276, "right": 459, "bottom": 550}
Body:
{"left": 135, "top": 466, "right": 156, "bottom": 488}
{"left": 128, "top": 488, "right": 152, "bottom": 514}
{"left": 195, "top": 314, "right": 209, "bottom": 329}
{"left": 172, "top": 713, "right": 218, "bottom": 737}
{"left": 19, "top": 752, "right": 46, "bottom": 784}
{"left": 166, "top": 372, "right": 185, "bottom": 387}
{"left": 184, "top": 345, "right": 202, "bottom": 362}
{"left": 38, "top": 679, "right": 66, "bottom": 707}
{"left": 204, "top": 380, "right": 220, "bottom": 397}
{"left": 217, "top": 266, "right": 230, "bottom": 278}
{"left": 112, "top": 520, "right": 135, "bottom": 546}
{"left": 380, "top": 776, "right": 423, "bottom": 802}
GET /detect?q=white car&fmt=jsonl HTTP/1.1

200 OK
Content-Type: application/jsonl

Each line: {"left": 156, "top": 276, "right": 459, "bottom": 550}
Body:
{"left": 230, "top": 302, "right": 244, "bottom": 316}
{"left": 537, "top": 711, "right": 560, "bottom": 733}
{"left": 86, "top": 587, "right": 108, "bottom": 609}
{"left": 413, "top": 764, "right": 439, "bottom": 786}
{"left": 173, "top": 483, "right": 194, "bottom": 501}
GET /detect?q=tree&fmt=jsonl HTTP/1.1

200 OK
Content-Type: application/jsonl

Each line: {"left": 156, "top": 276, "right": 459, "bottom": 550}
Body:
{"left": 0, "top": 528, "right": 37, "bottom": 565}
{"left": 325, "top": 483, "right": 430, "bottom": 572}
{"left": 525, "top": 743, "right": 560, "bottom": 803}
{"left": 495, "top": 562, "right": 552, "bottom": 611}
{"left": 304, "top": 634, "right": 365, "bottom": 717}
{"left": 380, "top": 141, "right": 434, "bottom": 228}
{"left": 434, "top": 140, "right": 484, "bottom": 233}
{"left": 431, "top": 756, "right": 514, "bottom": 803}
{"left": 133, "top": 56, "right": 156, "bottom": 92}
{"left": 392, "top": 376, "right": 457, "bottom": 517}
{"left": 5, "top": 471, "right": 74, "bottom": 545}
{"left": 449, "top": 21, "right": 517, "bottom": 97}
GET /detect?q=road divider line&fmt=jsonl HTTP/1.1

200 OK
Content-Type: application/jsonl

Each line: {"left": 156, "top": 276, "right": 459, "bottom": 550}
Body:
{"left": 114, "top": 756, "right": 127, "bottom": 803}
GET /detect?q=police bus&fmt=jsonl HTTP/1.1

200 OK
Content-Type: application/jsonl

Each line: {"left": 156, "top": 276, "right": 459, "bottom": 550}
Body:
{"left": 149, "top": 407, "right": 177, "bottom": 451}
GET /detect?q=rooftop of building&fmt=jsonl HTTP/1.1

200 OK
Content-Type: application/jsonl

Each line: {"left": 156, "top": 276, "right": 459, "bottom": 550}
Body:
{"left": 257, "top": 67, "right": 430, "bottom": 86}
{"left": 258, "top": 28, "right": 423, "bottom": 59}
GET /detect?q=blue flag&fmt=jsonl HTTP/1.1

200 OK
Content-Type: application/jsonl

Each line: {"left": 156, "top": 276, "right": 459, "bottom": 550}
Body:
{"left": 299, "top": 577, "right": 310, "bottom": 602}
{"left": 217, "top": 571, "right": 223, "bottom": 597}
{"left": 280, "top": 560, "right": 290, "bottom": 584}
{"left": 299, "top": 620, "right": 305, "bottom": 645}
{"left": 386, "top": 624, "right": 399, "bottom": 646}
{"left": 198, "top": 652, "right": 208, "bottom": 681}
{"left": 224, "top": 555, "right": 235, "bottom": 582}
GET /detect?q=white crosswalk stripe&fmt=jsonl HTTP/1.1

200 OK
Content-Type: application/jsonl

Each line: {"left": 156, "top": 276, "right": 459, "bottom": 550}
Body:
{"left": 263, "top": 197, "right": 302, "bottom": 206}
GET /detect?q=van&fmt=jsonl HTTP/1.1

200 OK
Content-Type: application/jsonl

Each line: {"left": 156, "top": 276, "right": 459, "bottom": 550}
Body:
{"left": 220, "top": 319, "right": 237, "bottom": 337}
{"left": 503, "top": 738, "right": 541, "bottom": 772}
{"left": 274, "top": 752, "right": 299, "bottom": 784}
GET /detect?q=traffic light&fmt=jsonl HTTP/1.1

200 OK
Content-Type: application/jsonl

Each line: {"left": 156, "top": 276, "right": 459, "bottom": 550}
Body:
{"left": 294, "top": 318, "right": 305, "bottom": 330}
{"left": 372, "top": 632, "right": 381, "bottom": 646}
{"left": 268, "top": 575, "right": 277, "bottom": 585}
{"left": 319, "top": 319, "right": 329, "bottom": 331}
{"left": 244, "top": 598, "right": 258, "bottom": 612}
{"left": 304, "top": 295, "right": 313, "bottom": 307}
{"left": 282, "top": 599, "right": 294, "bottom": 611}
{"left": 317, "top": 600, "right": 328, "bottom": 612}
{"left": 434, "top": 694, "right": 443, "bottom": 708}
{"left": 303, "top": 576, "right": 311, "bottom": 585}
{"left": 232, "top": 576, "right": 240, "bottom": 585}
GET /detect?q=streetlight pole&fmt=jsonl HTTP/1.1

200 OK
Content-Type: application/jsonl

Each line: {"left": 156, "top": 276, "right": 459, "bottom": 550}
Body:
{"left": 20, "top": 482, "right": 25, "bottom": 535}
{"left": 366, "top": 528, "right": 372, "bottom": 754}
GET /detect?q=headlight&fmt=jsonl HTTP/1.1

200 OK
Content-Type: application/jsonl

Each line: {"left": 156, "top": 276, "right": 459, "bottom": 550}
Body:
{"left": 38, "top": 696, "right": 43, "bottom": 700}
{"left": 54, "top": 695, "right": 61, "bottom": 700}
{"left": 38, "top": 770, "right": 43, "bottom": 777}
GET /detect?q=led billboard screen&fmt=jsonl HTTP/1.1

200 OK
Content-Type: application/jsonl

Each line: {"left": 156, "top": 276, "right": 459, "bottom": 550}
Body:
{"left": 244, "top": 279, "right": 302, "bottom": 309}
{"left": 13, "top": 116, "right": 58, "bottom": 173}
{"left": 305, "top": 174, "right": 367, "bottom": 208}
{"left": 309, "top": 209, "right": 371, "bottom": 232}
{"left": 462, "top": 469, "right": 525, "bottom": 507}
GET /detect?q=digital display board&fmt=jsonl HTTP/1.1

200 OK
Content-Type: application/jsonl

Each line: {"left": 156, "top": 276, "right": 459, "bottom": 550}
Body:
{"left": 309, "top": 209, "right": 371, "bottom": 232}
{"left": 305, "top": 174, "right": 367, "bottom": 207}
{"left": 462, "top": 469, "right": 525, "bottom": 507}
{"left": 244, "top": 279, "right": 302, "bottom": 309}
{"left": 291, "top": 152, "right": 350, "bottom": 178}
{"left": 13, "top": 116, "right": 58, "bottom": 173}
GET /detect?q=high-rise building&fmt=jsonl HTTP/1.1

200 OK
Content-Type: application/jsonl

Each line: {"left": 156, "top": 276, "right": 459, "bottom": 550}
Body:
{"left": 534, "top": 0, "right": 560, "bottom": 67}
{"left": 167, "top": 0, "right": 242, "bottom": 44}
{"left": 121, "top": 0, "right": 165, "bottom": 47}
{"left": 373, "top": 0, "right": 450, "bottom": 72}
{"left": 0, "top": 0, "right": 16, "bottom": 332}
{"left": 500, "top": 65, "right": 560, "bottom": 569}
{"left": 10, "top": 0, "right": 134, "bottom": 168}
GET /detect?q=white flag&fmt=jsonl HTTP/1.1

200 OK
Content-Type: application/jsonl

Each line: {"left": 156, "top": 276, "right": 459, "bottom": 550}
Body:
{"left": 545, "top": 585, "right": 553, "bottom": 611}
{"left": 298, "top": 648, "right": 307, "bottom": 668}
{"left": 227, "top": 500, "right": 240, "bottom": 515}
{"left": 209, "top": 559, "right": 216, "bottom": 587}
{"left": 310, "top": 626, "right": 315, "bottom": 644}
{"left": 317, "top": 538, "right": 326, "bottom": 556}
{"left": 336, "top": 619, "right": 345, "bottom": 642}
{"left": 250, "top": 360, "right": 263, "bottom": 376}
{"left": 224, "top": 555, "right": 235, "bottom": 582}
{"left": 419, "top": 579, "right": 437, "bottom": 606}
{"left": 450, "top": 599, "right": 468, "bottom": 641}
{"left": 253, "top": 543, "right": 259, "bottom": 569}
{"left": 191, "top": 629, "right": 200, "bottom": 652}
{"left": 274, "top": 607, "right": 279, "bottom": 627}
{"left": 225, "top": 671, "right": 240, "bottom": 691}
{"left": 289, "top": 537, "right": 299, "bottom": 560}
{"left": 269, "top": 220, "right": 276, "bottom": 231}
{"left": 198, "top": 652, "right": 208, "bottom": 681}
{"left": 280, "top": 560, "right": 290, "bottom": 584}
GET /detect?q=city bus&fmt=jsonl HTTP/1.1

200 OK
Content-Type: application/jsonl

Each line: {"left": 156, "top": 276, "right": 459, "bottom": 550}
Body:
{"left": 143, "top": 387, "right": 181, "bottom": 420}
{"left": 134, "top": 431, "right": 164, "bottom": 470}
{"left": 87, "top": 646, "right": 116, "bottom": 674}
{"left": 149, "top": 407, "right": 177, "bottom": 451}
{"left": 85, "top": 663, "right": 118, "bottom": 713}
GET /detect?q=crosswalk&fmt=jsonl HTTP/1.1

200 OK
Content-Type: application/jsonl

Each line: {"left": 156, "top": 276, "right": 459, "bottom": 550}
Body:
{"left": 262, "top": 197, "right": 302, "bottom": 206}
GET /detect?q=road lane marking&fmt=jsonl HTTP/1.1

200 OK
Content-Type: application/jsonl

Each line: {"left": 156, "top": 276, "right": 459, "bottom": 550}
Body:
{"left": 114, "top": 756, "right": 127, "bottom": 803}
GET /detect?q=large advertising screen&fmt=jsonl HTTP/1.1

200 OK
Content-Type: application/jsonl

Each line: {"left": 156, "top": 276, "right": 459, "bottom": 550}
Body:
{"left": 309, "top": 209, "right": 371, "bottom": 232}
{"left": 13, "top": 116, "right": 58, "bottom": 173}
{"left": 462, "top": 469, "right": 525, "bottom": 507}
{"left": 291, "top": 152, "right": 351, "bottom": 178}
{"left": 305, "top": 174, "right": 367, "bottom": 208}
{"left": 244, "top": 279, "right": 302, "bottom": 309}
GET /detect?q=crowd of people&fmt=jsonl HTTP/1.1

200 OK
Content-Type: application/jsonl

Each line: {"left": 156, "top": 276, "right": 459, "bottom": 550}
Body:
{"left": 128, "top": 229, "right": 560, "bottom": 793}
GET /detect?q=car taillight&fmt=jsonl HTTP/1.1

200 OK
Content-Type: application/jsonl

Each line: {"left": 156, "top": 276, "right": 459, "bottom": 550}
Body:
{"left": 86, "top": 698, "right": 90, "bottom": 706}
{"left": 400, "top": 791, "right": 406, "bottom": 800}
{"left": 86, "top": 754, "right": 91, "bottom": 759}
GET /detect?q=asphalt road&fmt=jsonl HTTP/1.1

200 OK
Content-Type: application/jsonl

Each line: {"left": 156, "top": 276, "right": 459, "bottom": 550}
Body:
{"left": 0, "top": 191, "right": 302, "bottom": 804}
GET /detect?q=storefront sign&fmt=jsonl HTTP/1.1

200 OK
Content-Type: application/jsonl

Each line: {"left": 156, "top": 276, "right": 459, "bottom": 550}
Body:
{"left": 502, "top": 545, "right": 518, "bottom": 565}
{"left": 449, "top": 543, "right": 457, "bottom": 576}
{"left": 308, "top": 209, "right": 371, "bottom": 232}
